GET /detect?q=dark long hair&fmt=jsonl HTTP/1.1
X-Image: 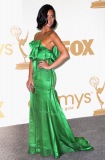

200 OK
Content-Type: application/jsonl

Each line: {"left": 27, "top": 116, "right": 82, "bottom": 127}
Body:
{"left": 36, "top": 4, "right": 57, "bottom": 30}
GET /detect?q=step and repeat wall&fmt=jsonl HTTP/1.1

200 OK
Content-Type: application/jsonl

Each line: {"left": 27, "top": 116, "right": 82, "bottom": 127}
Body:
{"left": 0, "top": 0, "right": 105, "bottom": 127}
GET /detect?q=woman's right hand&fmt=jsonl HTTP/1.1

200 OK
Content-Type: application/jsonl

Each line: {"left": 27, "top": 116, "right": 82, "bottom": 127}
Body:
{"left": 26, "top": 79, "right": 34, "bottom": 92}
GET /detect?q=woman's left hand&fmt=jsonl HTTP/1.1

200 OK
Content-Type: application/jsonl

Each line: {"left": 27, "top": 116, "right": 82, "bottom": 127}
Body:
{"left": 38, "top": 60, "right": 50, "bottom": 70}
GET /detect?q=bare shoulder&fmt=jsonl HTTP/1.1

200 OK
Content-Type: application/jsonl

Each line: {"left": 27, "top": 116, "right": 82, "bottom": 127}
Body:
{"left": 50, "top": 31, "right": 60, "bottom": 40}
{"left": 34, "top": 32, "right": 40, "bottom": 40}
{"left": 50, "top": 30, "right": 63, "bottom": 46}
{"left": 50, "top": 30, "right": 68, "bottom": 55}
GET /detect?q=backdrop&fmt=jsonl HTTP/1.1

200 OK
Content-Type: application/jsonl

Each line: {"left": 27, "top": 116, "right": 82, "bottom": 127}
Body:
{"left": 0, "top": 0, "right": 105, "bottom": 127}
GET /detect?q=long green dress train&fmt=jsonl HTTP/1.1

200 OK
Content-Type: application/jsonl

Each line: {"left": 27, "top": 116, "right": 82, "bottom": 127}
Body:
{"left": 28, "top": 37, "right": 94, "bottom": 158}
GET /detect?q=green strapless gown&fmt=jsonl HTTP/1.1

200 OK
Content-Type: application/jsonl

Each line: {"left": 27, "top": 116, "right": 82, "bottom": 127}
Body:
{"left": 28, "top": 40, "right": 93, "bottom": 158}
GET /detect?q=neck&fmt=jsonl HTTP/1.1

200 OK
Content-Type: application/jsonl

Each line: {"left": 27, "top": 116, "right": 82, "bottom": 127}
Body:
{"left": 42, "top": 26, "right": 52, "bottom": 33}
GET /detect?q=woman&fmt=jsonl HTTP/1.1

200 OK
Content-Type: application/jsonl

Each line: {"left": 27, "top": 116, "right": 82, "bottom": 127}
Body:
{"left": 26, "top": 4, "right": 93, "bottom": 158}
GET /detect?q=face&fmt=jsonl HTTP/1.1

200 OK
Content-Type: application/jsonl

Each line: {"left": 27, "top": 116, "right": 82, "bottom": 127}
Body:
{"left": 46, "top": 9, "right": 55, "bottom": 28}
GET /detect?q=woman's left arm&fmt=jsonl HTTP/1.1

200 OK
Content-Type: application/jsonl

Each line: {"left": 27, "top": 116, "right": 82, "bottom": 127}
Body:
{"left": 38, "top": 31, "right": 70, "bottom": 69}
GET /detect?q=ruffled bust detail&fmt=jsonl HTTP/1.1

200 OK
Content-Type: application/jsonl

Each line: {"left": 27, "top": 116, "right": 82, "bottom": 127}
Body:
{"left": 51, "top": 46, "right": 60, "bottom": 62}
{"left": 29, "top": 40, "right": 40, "bottom": 61}
{"left": 28, "top": 40, "right": 60, "bottom": 62}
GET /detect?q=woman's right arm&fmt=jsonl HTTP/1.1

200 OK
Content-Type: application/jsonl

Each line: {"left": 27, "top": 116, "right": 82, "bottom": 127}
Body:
{"left": 26, "top": 60, "right": 34, "bottom": 91}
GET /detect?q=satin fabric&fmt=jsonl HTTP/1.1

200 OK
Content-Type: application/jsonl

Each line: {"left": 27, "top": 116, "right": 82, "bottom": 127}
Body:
{"left": 28, "top": 40, "right": 94, "bottom": 158}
